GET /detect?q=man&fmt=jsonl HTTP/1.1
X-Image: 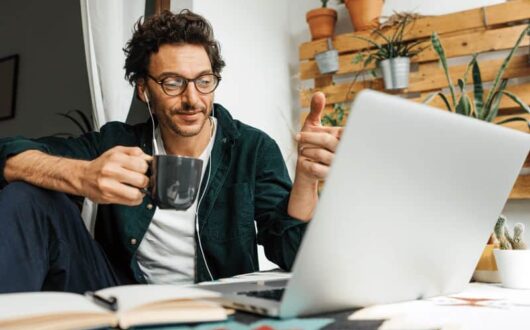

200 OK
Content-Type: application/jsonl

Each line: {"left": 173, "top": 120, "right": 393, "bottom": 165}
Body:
{"left": 0, "top": 10, "right": 341, "bottom": 292}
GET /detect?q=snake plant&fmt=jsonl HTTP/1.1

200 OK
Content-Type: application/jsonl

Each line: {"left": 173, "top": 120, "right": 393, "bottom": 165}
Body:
{"left": 426, "top": 25, "right": 530, "bottom": 129}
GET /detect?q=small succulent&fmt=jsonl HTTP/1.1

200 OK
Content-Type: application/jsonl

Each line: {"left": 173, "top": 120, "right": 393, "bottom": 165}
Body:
{"left": 494, "top": 215, "right": 528, "bottom": 250}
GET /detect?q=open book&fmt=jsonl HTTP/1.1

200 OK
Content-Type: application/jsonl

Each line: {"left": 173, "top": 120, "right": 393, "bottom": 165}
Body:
{"left": 0, "top": 285, "right": 228, "bottom": 330}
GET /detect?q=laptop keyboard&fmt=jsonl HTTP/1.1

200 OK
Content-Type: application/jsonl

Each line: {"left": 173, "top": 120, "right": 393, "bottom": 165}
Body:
{"left": 237, "top": 288, "right": 285, "bottom": 301}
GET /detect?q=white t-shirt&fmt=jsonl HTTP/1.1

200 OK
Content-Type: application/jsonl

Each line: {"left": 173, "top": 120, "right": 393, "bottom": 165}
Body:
{"left": 136, "top": 117, "right": 217, "bottom": 284}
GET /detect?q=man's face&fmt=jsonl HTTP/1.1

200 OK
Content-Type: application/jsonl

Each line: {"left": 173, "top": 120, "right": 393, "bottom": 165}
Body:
{"left": 142, "top": 43, "right": 215, "bottom": 138}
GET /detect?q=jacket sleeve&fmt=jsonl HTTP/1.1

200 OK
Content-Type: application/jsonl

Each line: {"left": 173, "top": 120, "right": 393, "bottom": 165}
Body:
{"left": 0, "top": 131, "right": 102, "bottom": 189}
{"left": 254, "top": 137, "right": 308, "bottom": 271}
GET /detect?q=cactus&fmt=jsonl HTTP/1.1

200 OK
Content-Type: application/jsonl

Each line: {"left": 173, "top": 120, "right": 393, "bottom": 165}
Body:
{"left": 495, "top": 216, "right": 513, "bottom": 250}
{"left": 512, "top": 223, "right": 528, "bottom": 250}
{"left": 494, "top": 216, "right": 528, "bottom": 250}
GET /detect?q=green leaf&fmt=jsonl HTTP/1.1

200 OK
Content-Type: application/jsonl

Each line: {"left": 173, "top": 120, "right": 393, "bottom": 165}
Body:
{"left": 69, "top": 109, "right": 93, "bottom": 132}
{"left": 431, "top": 33, "right": 457, "bottom": 108}
{"left": 352, "top": 35, "right": 384, "bottom": 51}
{"left": 371, "top": 29, "right": 392, "bottom": 46}
{"left": 484, "top": 25, "right": 530, "bottom": 112}
{"left": 455, "top": 81, "right": 471, "bottom": 116}
{"left": 472, "top": 58, "right": 485, "bottom": 119}
{"left": 422, "top": 92, "right": 438, "bottom": 104}
{"left": 434, "top": 92, "right": 454, "bottom": 112}
{"left": 352, "top": 53, "right": 365, "bottom": 64}
{"left": 485, "top": 79, "right": 508, "bottom": 122}
{"left": 57, "top": 112, "right": 87, "bottom": 134}
{"left": 496, "top": 116, "right": 530, "bottom": 131}
{"left": 501, "top": 90, "right": 530, "bottom": 114}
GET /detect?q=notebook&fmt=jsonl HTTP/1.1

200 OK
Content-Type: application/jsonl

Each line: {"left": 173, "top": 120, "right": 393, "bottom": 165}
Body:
{"left": 0, "top": 284, "right": 227, "bottom": 330}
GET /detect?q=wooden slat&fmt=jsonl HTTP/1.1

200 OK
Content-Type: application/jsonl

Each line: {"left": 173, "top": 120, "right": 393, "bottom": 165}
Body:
{"left": 510, "top": 175, "right": 530, "bottom": 199}
{"left": 299, "top": 0, "right": 530, "bottom": 61}
{"left": 300, "top": 80, "right": 382, "bottom": 108}
{"left": 414, "top": 24, "right": 530, "bottom": 62}
{"left": 299, "top": 54, "right": 530, "bottom": 107}
{"left": 315, "top": 76, "right": 333, "bottom": 88}
{"left": 413, "top": 81, "right": 530, "bottom": 114}
{"left": 408, "top": 54, "right": 530, "bottom": 93}
{"left": 301, "top": 24, "right": 530, "bottom": 80}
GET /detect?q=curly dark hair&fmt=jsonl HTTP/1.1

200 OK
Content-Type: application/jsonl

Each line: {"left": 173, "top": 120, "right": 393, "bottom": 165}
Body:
{"left": 123, "top": 9, "right": 225, "bottom": 84}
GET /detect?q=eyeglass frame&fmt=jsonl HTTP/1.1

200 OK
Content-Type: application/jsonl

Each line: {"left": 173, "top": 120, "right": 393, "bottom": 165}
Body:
{"left": 145, "top": 72, "right": 221, "bottom": 97}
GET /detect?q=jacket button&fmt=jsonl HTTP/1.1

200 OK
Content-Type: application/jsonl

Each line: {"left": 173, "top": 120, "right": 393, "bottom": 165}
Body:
{"left": 147, "top": 203, "right": 153, "bottom": 210}
{"left": 130, "top": 238, "right": 137, "bottom": 245}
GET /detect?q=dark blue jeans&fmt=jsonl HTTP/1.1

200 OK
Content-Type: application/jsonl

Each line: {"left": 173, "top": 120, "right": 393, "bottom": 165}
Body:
{"left": 0, "top": 182, "right": 119, "bottom": 293}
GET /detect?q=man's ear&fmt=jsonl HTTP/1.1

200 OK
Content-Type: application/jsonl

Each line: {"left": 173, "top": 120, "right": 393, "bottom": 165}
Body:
{"left": 137, "top": 80, "right": 147, "bottom": 103}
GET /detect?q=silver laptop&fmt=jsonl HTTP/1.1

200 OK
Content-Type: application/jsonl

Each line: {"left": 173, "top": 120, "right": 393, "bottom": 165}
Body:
{"left": 203, "top": 89, "right": 530, "bottom": 318}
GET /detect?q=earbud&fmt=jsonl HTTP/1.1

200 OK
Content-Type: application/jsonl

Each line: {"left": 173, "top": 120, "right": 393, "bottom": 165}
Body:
{"left": 143, "top": 90, "right": 150, "bottom": 104}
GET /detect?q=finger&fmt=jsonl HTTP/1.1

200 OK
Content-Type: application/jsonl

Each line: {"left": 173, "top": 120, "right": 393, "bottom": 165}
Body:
{"left": 121, "top": 146, "right": 145, "bottom": 156}
{"left": 301, "top": 147, "right": 335, "bottom": 166}
{"left": 117, "top": 168, "right": 150, "bottom": 189}
{"left": 304, "top": 92, "right": 326, "bottom": 128}
{"left": 101, "top": 163, "right": 149, "bottom": 189}
{"left": 296, "top": 132, "right": 339, "bottom": 152}
{"left": 297, "top": 142, "right": 320, "bottom": 153}
{"left": 299, "top": 158, "right": 329, "bottom": 180}
{"left": 98, "top": 178, "right": 144, "bottom": 206}
{"left": 306, "top": 126, "right": 344, "bottom": 140}
{"left": 122, "top": 155, "right": 150, "bottom": 174}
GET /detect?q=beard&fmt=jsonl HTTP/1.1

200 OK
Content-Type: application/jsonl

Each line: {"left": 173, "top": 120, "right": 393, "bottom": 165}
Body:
{"left": 158, "top": 102, "right": 210, "bottom": 137}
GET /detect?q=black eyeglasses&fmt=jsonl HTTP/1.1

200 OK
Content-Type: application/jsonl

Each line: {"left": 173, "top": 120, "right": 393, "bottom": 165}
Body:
{"left": 146, "top": 73, "right": 221, "bottom": 97}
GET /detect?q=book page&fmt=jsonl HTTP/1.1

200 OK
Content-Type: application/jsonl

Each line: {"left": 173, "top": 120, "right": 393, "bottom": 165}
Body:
{"left": 95, "top": 284, "right": 220, "bottom": 312}
{"left": 0, "top": 292, "right": 109, "bottom": 322}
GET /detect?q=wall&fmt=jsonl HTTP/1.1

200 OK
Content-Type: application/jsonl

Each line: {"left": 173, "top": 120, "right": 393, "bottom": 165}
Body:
{"left": 171, "top": 0, "right": 295, "bottom": 271}
{"left": 172, "top": 0, "right": 297, "bottom": 174}
{"left": 0, "top": 0, "right": 92, "bottom": 138}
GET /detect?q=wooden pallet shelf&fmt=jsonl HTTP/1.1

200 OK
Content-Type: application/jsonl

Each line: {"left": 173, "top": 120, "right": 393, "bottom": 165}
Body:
{"left": 298, "top": 0, "right": 530, "bottom": 199}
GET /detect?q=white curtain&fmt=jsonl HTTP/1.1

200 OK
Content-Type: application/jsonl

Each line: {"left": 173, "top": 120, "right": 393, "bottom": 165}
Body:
{"left": 79, "top": 0, "right": 146, "bottom": 233}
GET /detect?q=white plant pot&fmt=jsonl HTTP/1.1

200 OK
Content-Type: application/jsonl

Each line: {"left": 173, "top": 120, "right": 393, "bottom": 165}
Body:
{"left": 493, "top": 249, "right": 530, "bottom": 289}
{"left": 379, "top": 57, "right": 410, "bottom": 90}
{"left": 315, "top": 38, "right": 339, "bottom": 74}
{"left": 315, "top": 49, "right": 339, "bottom": 74}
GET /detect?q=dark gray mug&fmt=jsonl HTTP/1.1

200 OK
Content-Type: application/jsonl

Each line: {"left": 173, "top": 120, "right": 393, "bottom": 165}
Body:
{"left": 150, "top": 155, "right": 203, "bottom": 210}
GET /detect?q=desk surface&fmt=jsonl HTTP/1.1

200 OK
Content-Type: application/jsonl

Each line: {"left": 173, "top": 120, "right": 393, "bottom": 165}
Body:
{"left": 174, "top": 281, "right": 530, "bottom": 330}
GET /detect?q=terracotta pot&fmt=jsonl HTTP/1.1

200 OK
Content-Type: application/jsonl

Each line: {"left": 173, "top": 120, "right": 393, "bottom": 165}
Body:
{"left": 306, "top": 8, "right": 337, "bottom": 40}
{"left": 344, "top": 0, "right": 384, "bottom": 31}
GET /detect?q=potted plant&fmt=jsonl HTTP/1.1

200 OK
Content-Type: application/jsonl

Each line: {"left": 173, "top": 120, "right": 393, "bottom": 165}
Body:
{"left": 427, "top": 25, "right": 530, "bottom": 128}
{"left": 306, "top": 0, "right": 338, "bottom": 40}
{"left": 342, "top": 0, "right": 384, "bottom": 31}
{"left": 315, "top": 38, "right": 340, "bottom": 74}
{"left": 492, "top": 216, "right": 530, "bottom": 289}
{"left": 353, "top": 14, "right": 425, "bottom": 90}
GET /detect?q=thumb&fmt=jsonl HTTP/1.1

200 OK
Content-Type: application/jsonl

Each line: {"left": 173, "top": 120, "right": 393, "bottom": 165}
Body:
{"left": 304, "top": 92, "right": 326, "bottom": 129}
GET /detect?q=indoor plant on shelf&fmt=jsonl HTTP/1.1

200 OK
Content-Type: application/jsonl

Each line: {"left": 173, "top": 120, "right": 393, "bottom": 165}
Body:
{"left": 306, "top": 0, "right": 338, "bottom": 40}
{"left": 492, "top": 216, "right": 530, "bottom": 289}
{"left": 426, "top": 25, "right": 530, "bottom": 129}
{"left": 353, "top": 14, "right": 426, "bottom": 90}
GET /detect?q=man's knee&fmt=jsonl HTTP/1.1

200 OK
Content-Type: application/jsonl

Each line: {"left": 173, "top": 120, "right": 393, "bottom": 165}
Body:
{"left": 0, "top": 182, "right": 80, "bottom": 220}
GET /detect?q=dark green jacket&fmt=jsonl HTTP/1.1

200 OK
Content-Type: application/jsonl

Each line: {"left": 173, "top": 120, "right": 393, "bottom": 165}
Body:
{"left": 0, "top": 104, "right": 307, "bottom": 283}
